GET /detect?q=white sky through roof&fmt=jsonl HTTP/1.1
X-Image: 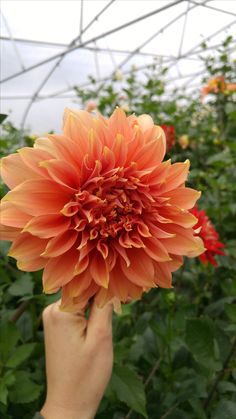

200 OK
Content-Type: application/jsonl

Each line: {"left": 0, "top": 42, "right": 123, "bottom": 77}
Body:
{"left": 1, "top": 0, "right": 236, "bottom": 133}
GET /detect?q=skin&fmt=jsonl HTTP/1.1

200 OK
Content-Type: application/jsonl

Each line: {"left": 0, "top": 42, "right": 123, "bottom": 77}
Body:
{"left": 40, "top": 300, "right": 113, "bottom": 419}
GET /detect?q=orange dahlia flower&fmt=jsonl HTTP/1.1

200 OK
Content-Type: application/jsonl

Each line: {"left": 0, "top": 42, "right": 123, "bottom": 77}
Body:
{"left": 201, "top": 75, "right": 236, "bottom": 98}
{"left": 0, "top": 108, "right": 204, "bottom": 311}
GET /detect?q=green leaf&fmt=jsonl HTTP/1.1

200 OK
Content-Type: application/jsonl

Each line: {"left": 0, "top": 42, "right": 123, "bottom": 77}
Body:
{"left": 218, "top": 381, "right": 236, "bottom": 393}
{"left": 188, "top": 397, "right": 207, "bottom": 419}
{"left": 225, "top": 304, "right": 236, "bottom": 321}
{"left": 0, "top": 371, "right": 15, "bottom": 405}
{"left": 212, "top": 400, "right": 236, "bottom": 419}
{"left": 0, "top": 320, "right": 20, "bottom": 363}
{"left": 185, "top": 318, "right": 215, "bottom": 367}
{"left": 0, "top": 114, "right": 8, "bottom": 124}
{"left": 9, "top": 371, "right": 42, "bottom": 404}
{"left": 8, "top": 274, "right": 33, "bottom": 296}
{"left": 6, "top": 343, "right": 36, "bottom": 368}
{"left": 109, "top": 366, "right": 147, "bottom": 418}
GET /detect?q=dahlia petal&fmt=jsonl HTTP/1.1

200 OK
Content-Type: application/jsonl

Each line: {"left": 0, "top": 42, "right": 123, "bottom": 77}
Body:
{"left": 3, "top": 180, "right": 73, "bottom": 216}
{"left": 40, "top": 159, "right": 80, "bottom": 189}
{"left": 143, "top": 237, "right": 171, "bottom": 262}
{"left": 108, "top": 108, "right": 132, "bottom": 139}
{"left": 158, "top": 160, "right": 190, "bottom": 193}
{"left": 126, "top": 128, "right": 145, "bottom": 162}
{"left": 166, "top": 254, "right": 183, "bottom": 272}
{"left": 144, "top": 126, "right": 166, "bottom": 163}
{"left": 162, "top": 225, "right": 205, "bottom": 256}
{"left": 144, "top": 124, "right": 165, "bottom": 144}
{"left": 0, "top": 153, "right": 41, "bottom": 189}
{"left": 63, "top": 108, "right": 94, "bottom": 134}
{"left": 63, "top": 271, "right": 92, "bottom": 298}
{"left": 0, "top": 201, "right": 31, "bottom": 228}
{"left": 153, "top": 262, "right": 172, "bottom": 288}
{"left": 97, "top": 240, "right": 109, "bottom": 259}
{"left": 23, "top": 214, "right": 70, "bottom": 238}
{"left": 88, "top": 129, "right": 103, "bottom": 161}
{"left": 137, "top": 114, "right": 154, "bottom": 132}
{"left": 161, "top": 188, "right": 201, "bottom": 210}
{"left": 121, "top": 249, "right": 155, "bottom": 287}
{"left": 47, "top": 134, "right": 83, "bottom": 170}
{"left": 77, "top": 230, "right": 90, "bottom": 250}
{"left": 43, "top": 248, "right": 79, "bottom": 292}
{"left": 136, "top": 221, "right": 152, "bottom": 237}
{"left": 61, "top": 281, "right": 99, "bottom": 312}
{"left": 109, "top": 264, "right": 129, "bottom": 301}
{"left": 95, "top": 287, "right": 113, "bottom": 308}
{"left": 0, "top": 225, "right": 20, "bottom": 241}
{"left": 101, "top": 146, "right": 115, "bottom": 172}
{"left": 74, "top": 255, "right": 89, "bottom": 275}
{"left": 17, "top": 257, "right": 48, "bottom": 272}
{"left": 90, "top": 253, "right": 109, "bottom": 288}
{"left": 42, "top": 230, "right": 78, "bottom": 257}
{"left": 59, "top": 291, "right": 79, "bottom": 312}
{"left": 112, "top": 134, "right": 128, "bottom": 166}
{"left": 133, "top": 138, "right": 165, "bottom": 169}
{"left": 18, "top": 147, "right": 51, "bottom": 176}
{"left": 147, "top": 221, "right": 175, "bottom": 238}
{"left": 186, "top": 236, "right": 206, "bottom": 257}
{"left": 8, "top": 233, "right": 48, "bottom": 260}
{"left": 63, "top": 111, "right": 89, "bottom": 151}
{"left": 159, "top": 206, "right": 198, "bottom": 228}
{"left": 127, "top": 282, "right": 143, "bottom": 300}
{"left": 34, "top": 137, "right": 57, "bottom": 156}
{"left": 112, "top": 241, "right": 130, "bottom": 267}
{"left": 143, "top": 160, "right": 171, "bottom": 186}
{"left": 106, "top": 247, "right": 117, "bottom": 271}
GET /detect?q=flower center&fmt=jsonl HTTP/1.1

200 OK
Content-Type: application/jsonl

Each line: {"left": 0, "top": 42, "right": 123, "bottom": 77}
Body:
{"left": 60, "top": 166, "right": 153, "bottom": 244}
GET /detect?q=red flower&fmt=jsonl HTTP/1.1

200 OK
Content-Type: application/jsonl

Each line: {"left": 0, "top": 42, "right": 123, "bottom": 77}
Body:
{"left": 190, "top": 206, "right": 225, "bottom": 266}
{"left": 161, "top": 125, "right": 175, "bottom": 151}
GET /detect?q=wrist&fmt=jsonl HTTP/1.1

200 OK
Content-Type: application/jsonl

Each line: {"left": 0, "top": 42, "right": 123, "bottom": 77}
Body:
{"left": 41, "top": 402, "right": 94, "bottom": 419}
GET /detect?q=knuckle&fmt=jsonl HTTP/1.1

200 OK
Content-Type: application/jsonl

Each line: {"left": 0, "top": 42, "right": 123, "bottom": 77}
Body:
{"left": 42, "top": 304, "right": 52, "bottom": 322}
{"left": 96, "top": 327, "right": 113, "bottom": 344}
{"left": 42, "top": 301, "right": 59, "bottom": 323}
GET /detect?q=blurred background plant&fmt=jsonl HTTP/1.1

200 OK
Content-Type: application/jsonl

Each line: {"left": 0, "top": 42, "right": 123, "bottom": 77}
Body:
{"left": 0, "top": 36, "right": 236, "bottom": 419}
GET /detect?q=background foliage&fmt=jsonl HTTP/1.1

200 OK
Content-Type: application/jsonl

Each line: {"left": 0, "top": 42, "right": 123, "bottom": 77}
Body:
{"left": 0, "top": 36, "right": 236, "bottom": 419}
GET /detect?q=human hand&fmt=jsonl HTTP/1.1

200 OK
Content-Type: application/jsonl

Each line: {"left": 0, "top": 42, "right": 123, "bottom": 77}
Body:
{"left": 40, "top": 300, "right": 113, "bottom": 419}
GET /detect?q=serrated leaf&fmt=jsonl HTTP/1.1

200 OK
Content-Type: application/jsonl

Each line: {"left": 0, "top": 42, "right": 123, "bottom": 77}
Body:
{"left": 0, "top": 320, "right": 20, "bottom": 363}
{"left": 212, "top": 400, "right": 236, "bottom": 419}
{"left": 109, "top": 366, "right": 147, "bottom": 418}
{"left": 189, "top": 397, "right": 207, "bottom": 419}
{"left": 8, "top": 274, "right": 33, "bottom": 296}
{"left": 185, "top": 318, "right": 215, "bottom": 367}
{"left": 6, "top": 343, "right": 36, "bottom": 368}
{"left": 9, "top": 371, "right": 42, "bottom": 404}
{"left": 0, "top": 371, "right": 15, "bottom": 405}
{"left": 218, "top": 381, "right": 236, "bottom": 393}
{"left": 225, "top": 304, "right": 236, "bottom": 321}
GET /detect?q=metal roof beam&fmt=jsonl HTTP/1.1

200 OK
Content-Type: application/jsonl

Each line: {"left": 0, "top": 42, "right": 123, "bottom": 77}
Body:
{"left": 0, "top": 0, "right": 184, "bottom": 84}
{"left": 21, "top": 40, "right": 228, "bottom": 101}
{"left": 189, "top": 0, "right": 236, "bottom": 17}
{"left": 1, "top": 69, "right": 207, "bottom": 100}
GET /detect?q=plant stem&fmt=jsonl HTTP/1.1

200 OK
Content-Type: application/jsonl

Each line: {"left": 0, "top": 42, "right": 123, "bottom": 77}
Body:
{"left": 10, "top": 301, "right": 29, "bottom": 322}
{"left": 125, "top": 356, "right": 162, "bottom": 419}
{"left": 204, "top": 336, "right": 236, "bottom": 409}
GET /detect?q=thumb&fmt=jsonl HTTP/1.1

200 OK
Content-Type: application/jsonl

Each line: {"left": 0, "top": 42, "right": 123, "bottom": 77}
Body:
{"left": 86, "top": 301, "right": 113, "bottom": 342}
